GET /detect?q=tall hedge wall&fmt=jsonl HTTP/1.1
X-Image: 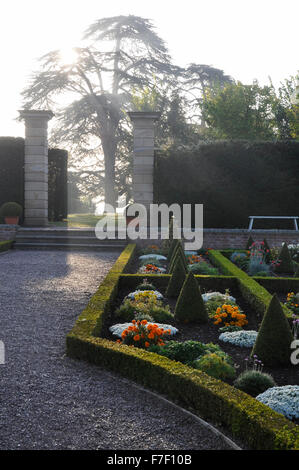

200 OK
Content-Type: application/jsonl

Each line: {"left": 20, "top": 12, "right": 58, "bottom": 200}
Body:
{"left": 154, "top": 141, "right": 299, "bottom": 228}
{"left": 0, "top": 137, "right": 68, "bottom": 222}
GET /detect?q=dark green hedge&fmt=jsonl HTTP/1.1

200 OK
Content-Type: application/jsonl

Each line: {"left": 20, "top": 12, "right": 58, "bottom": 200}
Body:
{"left": 254, "top": 277, "right": 299, "bottom": 295}
{"left": 0, "top": 240, "right": 13, "bottom": 253}
{"left": 154, "top": 141, "right": 299, "bottom": 228}
{"left": 208, "top": 250, "right": 292, "bottom": 320}
{"left": 66, "top": 244, "right": 299, "bottom": 450}
{"left": 0, "top": 137, "right": 68, "bottom": 222}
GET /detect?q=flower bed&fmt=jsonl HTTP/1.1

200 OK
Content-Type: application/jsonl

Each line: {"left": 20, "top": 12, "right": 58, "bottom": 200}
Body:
{"left": 66, "top": 243, "right": 299, "bottom": 450}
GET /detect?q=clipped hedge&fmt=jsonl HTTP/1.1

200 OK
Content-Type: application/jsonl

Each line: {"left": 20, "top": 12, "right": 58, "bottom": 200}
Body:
{"left": 208, "top": 250, "right": 292, "bottom": 320}
{"left": 0, "top": 240, "right": 13, "bottom": 253}
{"left": 254, "top": 277, "right": 299, "bottom": 295}
{"left": 66, "top": 244, "right": 299, "bottom": 450}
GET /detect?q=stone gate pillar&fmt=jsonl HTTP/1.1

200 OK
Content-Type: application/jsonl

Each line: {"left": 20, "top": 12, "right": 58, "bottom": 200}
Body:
{"left": 128, "top": 112, "right": 160, "bottom": 210}
{"left": 19, "top": 110, "right": 54, "bottom": 226}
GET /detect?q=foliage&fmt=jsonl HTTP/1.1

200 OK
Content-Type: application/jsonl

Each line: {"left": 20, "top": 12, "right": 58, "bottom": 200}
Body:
{"left": 219, "top": 325, "right": 242, "bottom": 333}
{"left": 116, "top": 297, "right": 173, "bottom": 324}
{"left": 285, "top": 292, "right": 299, "bottom": 316}
{"left": 202, "top": 81, "right": 280, "bottom": 140}
{"left": 213, "top": 304, "right": 248, "bottom": 328}
{"left": 167, "top": 238, "right": 179, "bottom": 261}
{"left": 133, "top": 311, "right": 154, "bottom": 322}
{"left": 205, "top": 296, "right": 238, "bottom": 317}
{"left": 166, "top": 257, "right": 186, "bottom": 298}
{"left": 0, "top": 240, "right": 13, "bottom": 253}
{"left": 219, "top": 330, "right": 257, "bottom": 348}
{"left": 174, "top": 272, "right": 208, "bottom": 323}
{"left": 193, "top": 353, "right": 236, "bottom": 382}
{"left": 275, "top": 243, "right": 294, "bottom": 274}
{"left": 118, "top": 320, "right": 171, "bottom": 349}
{"left": 0, "top": 201, "right": 22, "bottom": 217}
{"left": 251, "top": 294, "right": 294, "bottom": 366}
{"left": 256, "top": 386, "right": 299, "bottom": 420}
{"left": 148, "top": 340, "right": 229, "bottom": 365}
{"left": 169, "top": 242, "right": 187, "bottom": 273}
{"left": 131, "top": 84, "right": 159, "bottom": 111}
{"left": 234, "top": 370, "right": 276, "bottom": 397}
{"left": 155, "top": 141, "right": 299, "bottom": 229}
{"left": 188, "top": 263, "right": 219, "bottom": 275}
{"left": 139, "top": 257, "right": 165, "bottom": 267}
{"left": 135, "top": 281, "right": 157, "bottom": 291}
{"left": 246, "top": 236, "right": 254, "bottom": 250}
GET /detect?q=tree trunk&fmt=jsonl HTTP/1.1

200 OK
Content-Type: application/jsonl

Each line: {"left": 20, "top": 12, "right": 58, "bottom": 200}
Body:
{"left": 102, "top": 136, "right": 117, "bottom": 209}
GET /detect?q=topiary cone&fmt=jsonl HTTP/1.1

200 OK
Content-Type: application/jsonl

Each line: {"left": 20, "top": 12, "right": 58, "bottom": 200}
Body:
{"left": 275, "top": 243, "right": 294, "bottom": 274}
{"left": 251, "top": 293, "right": 293, "bottom": 367}
{"left": 166, "top": 257, "right": 186, "bottom": 298}
{"left": 246, "top": 235, "right": 254, "bottom": 250}
{"left": 169, "top": 242, "right": 187, "bottom": 271}
{"left": 167, "top": 238, "right": 179, "bottom": 261}
{"left": 169, "top": 248, "right": 188, "bottom": 274}
{"left": 294, "top": 264, "right": 299, "bottom": 278}
{"left": 174, "top": 272, "right": 208, "bottom": 324}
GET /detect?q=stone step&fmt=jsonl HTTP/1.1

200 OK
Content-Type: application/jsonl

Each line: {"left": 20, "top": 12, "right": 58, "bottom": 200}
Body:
{"left": 13, "top": 242, "right": 125, "bottom": 251}
{"left": 15, "top": 235, "right": 126, "bottom": 244}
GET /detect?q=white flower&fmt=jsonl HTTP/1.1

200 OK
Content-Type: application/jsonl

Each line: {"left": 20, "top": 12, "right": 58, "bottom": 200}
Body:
{"left": 219, "top": 330, "right": 258, "bottom": 348}
{"left": 256, "top": 386, "right": 299, "bottom": 419}
{"left": 109, "top": 322, "right": 178, "bottom": 338}
{"left": 202, "top": 292, "right": 236, "bottom": 303}
{"left": 127, "top": 290, "right": 163, "bottom": 301}
{"left": 139, "top": 254, "right": 167, "bottom": 261}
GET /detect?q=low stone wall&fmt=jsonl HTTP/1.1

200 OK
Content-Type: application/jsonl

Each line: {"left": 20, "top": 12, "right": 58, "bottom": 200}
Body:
{"left": 0, "top": 225, "right": 18, "bottom": 241}
{"left": 202, "top": 229, "right": 299, "bottom": 249}
{"left": 133, "top": 228, "right": 299, "bottom": 249}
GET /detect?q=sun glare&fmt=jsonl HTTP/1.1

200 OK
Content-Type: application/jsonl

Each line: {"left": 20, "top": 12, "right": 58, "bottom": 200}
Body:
{"left": 59, "top": 47, "right": 78, "bottom": 65}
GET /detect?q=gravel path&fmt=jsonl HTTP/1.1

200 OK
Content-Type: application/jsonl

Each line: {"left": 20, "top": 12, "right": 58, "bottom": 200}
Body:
{"left": 0, "top": 250, "right": 233, "bottom": 450}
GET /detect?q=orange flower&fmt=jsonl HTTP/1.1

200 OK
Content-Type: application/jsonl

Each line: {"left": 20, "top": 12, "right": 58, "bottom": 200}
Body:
{"left": 133, "top": 334, "right": 141, "bottom": 342}
{"left": 141, "top": 320, "right": 148, "bottom": 325}
{"left": 145, "top": 342, "right": 150, "bottom": 348}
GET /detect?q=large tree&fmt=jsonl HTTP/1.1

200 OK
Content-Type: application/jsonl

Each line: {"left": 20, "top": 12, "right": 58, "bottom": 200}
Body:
{"left": 22, "top": 15, "right": 179, "bottom": 207}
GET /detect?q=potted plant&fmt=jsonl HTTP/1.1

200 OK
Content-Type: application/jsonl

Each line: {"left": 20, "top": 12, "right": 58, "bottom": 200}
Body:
{"left": 0, "top": 202, "right": 23, "bottom": 225}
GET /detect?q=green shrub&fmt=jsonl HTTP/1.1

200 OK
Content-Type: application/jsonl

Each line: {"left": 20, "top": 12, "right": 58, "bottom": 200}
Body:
{"left": 219, "top": 325, "right": 243, "bottom": 333}
{"left": 166, "top": 257, "right": 186, "bottom": 298}
{"left": 275, "top": 243, "right": 294, "bottom": 274}
{"left": 294, "top": 265, "right": 299, "bottom": 278}
{"left": 150, "top": 304, "right": 174, "bottom": 323}
{"left": 116, "top": 298, "right": 174, "bottom": 324}
{"left": 254, "top": 271, "right": 274, "bottom": 277}
{"left": 149, "top": 340, "right": 229, "bottom": 365}
{"left": 174, "top": 272, "right": 208, "bottom": 323}
{"left": 167, "top": 238, "right": 179, "bottom": 261}
{"left": 135, "top": 281, "right": 157, "bottom": 291}
{"left": 205, "top": 295, "right": 238, "bottom": 317}
{"left": 169, "top": 244, "right": 187, "bottom": 273}
{"left": 263, "top": 238, "right": 271, "bottom": 263}
{"left": 252, "top": 294, "right": 294, "bottom": 366}
{"left": 0, "top": 201, "right": 22, "bottom": 217}
{"left": 234, "top": 370, "right": 276, "bottom": 397}
{"left": 115, "top": 299, "right": 137, "bottom": 322}
{"left": 188, "top": 263, "right": 219, "bottom": 275}
{"left": 193, "top": 353, "right": 236, "bottom": 381}
{"left": 246, "top": 236, "right": 254, "bottom": 250}
{"left": 134, "top": 312, "right": 154, "bottom": 322}
{"left": 0, "top": 240, "right": 13, "bottom": 253}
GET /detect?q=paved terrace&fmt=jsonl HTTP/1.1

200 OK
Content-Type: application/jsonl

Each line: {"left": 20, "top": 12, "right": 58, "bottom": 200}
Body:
{"left": 0, "top": 250, "right": 234, "bottom": 450}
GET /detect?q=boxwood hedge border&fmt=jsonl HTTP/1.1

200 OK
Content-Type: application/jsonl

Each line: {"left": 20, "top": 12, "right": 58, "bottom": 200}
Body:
{"left": 66, "top": 244, "right": 299, "bottom": 450}
{"left": 0, "top": 240, "right": 13, "bottom": 253}
{"left": 208, "top": 250, "right": 292, "bottom": 320}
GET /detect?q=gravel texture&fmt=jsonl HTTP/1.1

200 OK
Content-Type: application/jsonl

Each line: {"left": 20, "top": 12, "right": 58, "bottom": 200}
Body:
{"left": 0, "top": 250, "right": 233, "bottom": 450}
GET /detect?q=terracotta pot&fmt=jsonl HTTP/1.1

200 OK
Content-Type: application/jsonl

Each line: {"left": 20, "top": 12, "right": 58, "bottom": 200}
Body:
{"left": 4, "top": 216, "right": 19, "bottom": 225}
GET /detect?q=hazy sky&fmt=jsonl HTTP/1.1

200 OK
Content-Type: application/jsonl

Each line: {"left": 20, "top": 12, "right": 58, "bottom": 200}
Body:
{"left": 1, "top": 0, "right": 298, "bottom": 137}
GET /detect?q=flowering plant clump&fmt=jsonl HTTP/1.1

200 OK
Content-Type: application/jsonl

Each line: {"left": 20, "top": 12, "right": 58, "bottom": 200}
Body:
{"left": 202, "top": 291, "right": 236, "bottom": 303}
{"left": 127, "top": 290, "right": 163, "bottom": 301}
{"left": 256, "top": 385, "right": 299, "bottom": 420}
{"left": 287, "top": 244, "right": 299, "bottom": 264}
{"left": 115, "top": 320, "right": 172, "bottom": 349}
{"left": 285, "top": 292, "right": 299, "bottom": 316}
{"left": 187, "top": 254, "right": 206, "bottom": 265}
{"left": 138, "top": 264, "right": 166, "bottom": 274}
{"left": 213, "top": 304, "right": 248, "bottom": 327}
{"left": 219, "top": 330, "right": 257, "bottom": 348}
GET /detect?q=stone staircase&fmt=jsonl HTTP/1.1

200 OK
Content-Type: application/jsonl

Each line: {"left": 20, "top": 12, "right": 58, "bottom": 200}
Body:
{"left": 14, "top": 228, "right": 127, "bottom": 251}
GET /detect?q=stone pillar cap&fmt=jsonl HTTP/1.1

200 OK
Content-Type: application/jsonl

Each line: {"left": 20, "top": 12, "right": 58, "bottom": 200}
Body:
{"left": 19, "top": 109, "right": 54, "bottom": 120}
{"left": 128, "top": 111, "right": 161, "bottom": 121}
